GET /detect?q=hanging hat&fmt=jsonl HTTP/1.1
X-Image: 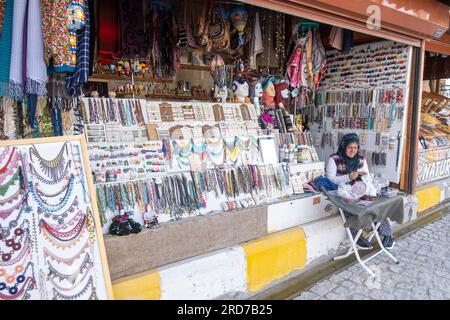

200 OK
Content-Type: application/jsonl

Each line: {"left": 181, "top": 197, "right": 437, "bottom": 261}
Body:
{"left": 229, "top": 7, "right": 248, "bottom": 34}
{"left": 262, "top": 76, "right": 276, "bottom": 90}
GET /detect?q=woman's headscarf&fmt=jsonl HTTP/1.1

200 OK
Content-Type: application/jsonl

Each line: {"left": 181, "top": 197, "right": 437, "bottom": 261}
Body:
{"left": 337, "top": 133, "right": 360, "bottom": 173}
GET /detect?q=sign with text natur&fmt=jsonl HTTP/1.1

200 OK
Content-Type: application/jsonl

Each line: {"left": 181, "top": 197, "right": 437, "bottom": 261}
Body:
{"left": 417, "top": 147, "right": 450, "bottom": 185}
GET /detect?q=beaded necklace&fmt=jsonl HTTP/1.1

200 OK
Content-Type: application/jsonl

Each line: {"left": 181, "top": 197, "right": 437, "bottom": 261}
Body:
{"left": 215, "top": 169, "right": 224, "bottom": 195}
{"left": 52, "top": 276, "right": 97, "bottom": 300}
{"left": 29, "top": 160, "right": 72, "bottom": 186}
{"left": 192, "top": 140, "right": 207, "bottom": 161}
{"left": 95, "top": 187, "right": 107, "bottom": 226}
{"left": 38, "top": 196, "right": 79, "bottom": 225}
{"left": 40, "top": 214, "right": 86, "bottom": 242}
{"left": 107, "top": 99, "right": 116, "bottom": 123}
{"left": 0, "top": 147, "right": 16, "bottom": 174}
{"left": 0, "top": 194, "right": 27, "bottom": 221}
{"left": 0, "top": 237, "right": 30, "bottom": 267}
{"left": 35, "top": 174, "right": 74, "bottom": 198}
{"left": 47, "top": 253, "right": 93, "bottom": 285}
{"left": 30, "top": 142, "right": 68, "bottom": 181}
{"left": 224, "top": 137, "right": 240, "bottom": 164}
{"left": 28, "top": 176, "right": 74, "bottom": 213}
{"left": 192, "top": 172, "right": 206, "bottom": 209}
{"left": 0, "top": 147, "right": 11, "bottom": 161}
{"left": 0, "top": 200, "right": 30, "bottom": 239}
{"left": 43, "top": 239, "right": 89, "bottom": 267}
{"left": 206, "top": 139, "right": 224, "bottom": 166}
{"left": 0, "top": 168, "right": 21, "bottom": 198}
{"left": 50, "top": 267, "right": 92, "bottom": 293}
{"left": 0, "top": 220, "right": 29, "bottom": 263}
{"left": 115, "top": 100, "right": 123, "bottom": 125}
{"left": 0, "top": 188, "right": 23, "bottom": 207}
{"left": 0, "top": 262, "right": 36, "bottom": 298}
{"left": 41, "top": 209, "right": 83, "bottom": 232}
{"left": 42, "top": 226, "right": 86, "bottom": 250}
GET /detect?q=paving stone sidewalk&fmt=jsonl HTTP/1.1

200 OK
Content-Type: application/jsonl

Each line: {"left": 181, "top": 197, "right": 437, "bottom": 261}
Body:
{"left": 293, "top": 214, "right": 450, "bottom": 300}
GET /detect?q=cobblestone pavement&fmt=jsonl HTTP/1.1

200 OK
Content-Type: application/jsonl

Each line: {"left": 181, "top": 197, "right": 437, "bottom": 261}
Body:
{"left": 293, "top": 214, "right": 450, "bottom": 300}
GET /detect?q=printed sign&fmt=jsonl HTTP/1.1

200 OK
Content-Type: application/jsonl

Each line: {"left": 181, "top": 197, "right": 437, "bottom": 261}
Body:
{"left": 417, "top": 147, "right": 450, "bottom": 185}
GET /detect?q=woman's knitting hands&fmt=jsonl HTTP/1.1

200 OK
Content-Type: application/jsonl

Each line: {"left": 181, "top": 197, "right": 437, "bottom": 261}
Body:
{"left": 349, "top": 172, "right": 359, "bottom": 180}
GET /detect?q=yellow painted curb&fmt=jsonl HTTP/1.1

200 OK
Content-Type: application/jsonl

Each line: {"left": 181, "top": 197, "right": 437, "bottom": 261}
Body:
{"left": 112, "top": 271, "right": 161, "bottom": 300}
{"left": 416, "top": 186, "right": 441, "bottom": 213}
{"left": 242, "top": 227, "right": 307, "bottom": 292}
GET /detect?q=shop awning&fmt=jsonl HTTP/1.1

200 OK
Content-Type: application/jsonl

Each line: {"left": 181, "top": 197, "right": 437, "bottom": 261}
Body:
{"left": 426, "top": 34, "right": 450, "bottom": 55}
{"left": 239, "top": 0, "right": 450, "bottom": 47}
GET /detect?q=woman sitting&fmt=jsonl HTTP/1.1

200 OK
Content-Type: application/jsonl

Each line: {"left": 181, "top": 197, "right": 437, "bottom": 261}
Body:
{"left": 326, "top": 133, "right": 395, "bottom": 250}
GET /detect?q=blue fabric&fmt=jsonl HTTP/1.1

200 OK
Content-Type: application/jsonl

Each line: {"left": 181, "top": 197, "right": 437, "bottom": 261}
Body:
{"left": 314, "top": 176, "right": 338, "bottom": 191}
{"left": 27, "top": 94, "right": 37, "bottom": 130}
{"left": 0, "top": 0, "right": 13, "bottom": 96}
{"left": 66, "top": 0, "right": 90, "bottom": 96}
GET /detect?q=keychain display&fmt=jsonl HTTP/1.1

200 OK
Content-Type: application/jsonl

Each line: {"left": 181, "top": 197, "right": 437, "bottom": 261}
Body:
{"left": 89, "top": 141, "right": 166, "bottom": 183}
{"left": 322, "top": 41, "right": 409, "bottom": 90}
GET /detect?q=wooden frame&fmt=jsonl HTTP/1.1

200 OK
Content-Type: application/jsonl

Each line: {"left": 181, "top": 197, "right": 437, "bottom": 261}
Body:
{"left": 1, "top": 135, "right": 114, "bottom": 300}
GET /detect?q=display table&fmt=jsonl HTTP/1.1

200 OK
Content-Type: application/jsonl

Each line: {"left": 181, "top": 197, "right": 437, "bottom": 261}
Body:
{"left": 323, "top": 191, "right": 403, "bottom": 277}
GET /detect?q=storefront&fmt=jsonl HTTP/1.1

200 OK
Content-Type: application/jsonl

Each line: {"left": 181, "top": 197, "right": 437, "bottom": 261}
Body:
{"left": 416, "top": 38, "right": 450, "bottom": 213}
{"left": 0, "top": 0, "right": 448, "bottom": 300}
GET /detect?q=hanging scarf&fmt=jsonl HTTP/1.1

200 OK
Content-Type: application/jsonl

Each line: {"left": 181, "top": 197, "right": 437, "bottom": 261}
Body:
{"left": 286, "top": 43, "right": 303, "bottom": 89}
{"left": 0, "top": 97, "right": 15, "bottom": 139}
{"left": 249, "top": 12, "right": 262, "bottom": 70}
{"left": 41, "top": 0, "right": 77, "bottom": 73}
{"left": 229, "top": 6, "right": 248, "bottom": 47}
{"left": 97, "top": 0, "right": 121, "bottom": 63}
{"left": 9, "top": 0, "right": 47, "bottom": 100}
{"left": 0, "top": 0, "right": 12, "bottom": 96}
{"left": 312, "top": 29, "right": 326, "bottom": 85}
{"left": 146, "top": 1, "right": 178, "bottom": 79}
{"left": 88, "top": 0, "right": 95, "bottom": 75}
{"left": 275, "top": 82, "right": 289, "bottom": 108}
{"left": 66, "top": 0, "right": 91, "bottom": 96}
{"left": 47, "top": 97, "right": 63, "bottom": 136}
{"left": 119, "top": 0, "right": 146, "bottom": 58}
{"left": 262, "top": 76, "right": 276, "bottom": 109}
{"left": 335, "top": 132, "right": 361, "bottom": 173}
{"left": 48, "top": 73, "right": 70, "bottom": 98}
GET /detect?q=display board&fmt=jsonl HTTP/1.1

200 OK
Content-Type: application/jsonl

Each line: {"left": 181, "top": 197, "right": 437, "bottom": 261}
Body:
{"left": 0, "top": 136, "right": 113, "bottom": 300}
{"left": 310, "top": 41, "right": 413, "bottom": 183}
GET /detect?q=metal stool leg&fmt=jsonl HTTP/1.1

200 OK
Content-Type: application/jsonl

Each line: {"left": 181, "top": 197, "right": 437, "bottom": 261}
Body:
{"left": 371, "top": 222, "right": 399, "bottom": 264}
{"left": 334, "top": 208, "right": 376, "bottom": 277}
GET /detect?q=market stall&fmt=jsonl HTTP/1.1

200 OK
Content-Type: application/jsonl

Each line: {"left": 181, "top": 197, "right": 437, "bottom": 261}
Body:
{"left": 0, "top": 0, "right": 445, "bottom": 300}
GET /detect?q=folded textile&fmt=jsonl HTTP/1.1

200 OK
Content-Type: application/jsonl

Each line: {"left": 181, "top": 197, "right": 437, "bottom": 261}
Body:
{"left": 314, "top": 175, "right": 338, "bottom": 192}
